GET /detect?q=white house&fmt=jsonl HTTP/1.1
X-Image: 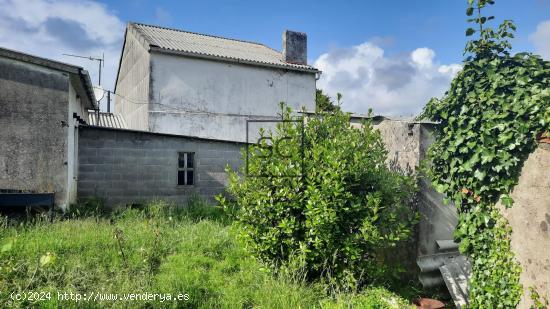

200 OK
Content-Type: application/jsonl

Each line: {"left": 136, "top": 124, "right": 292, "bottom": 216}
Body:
{"left": 114, "top": 23, "right": 319, "bottom": 142}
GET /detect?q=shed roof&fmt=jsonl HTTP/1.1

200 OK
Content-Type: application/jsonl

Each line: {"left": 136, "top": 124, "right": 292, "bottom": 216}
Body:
{"left": 0, "top": 46, "right": 97, "bottom": 109}
{"left": 87, "top": 111, "right": 128, "bottom": 129}
{"left": 129, "top": 22, "right": 319, "bottom": 73}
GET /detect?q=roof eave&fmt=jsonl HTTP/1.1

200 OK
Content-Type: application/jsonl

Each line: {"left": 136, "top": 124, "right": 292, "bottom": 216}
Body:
{"left": 149, "top": 46, "right": 320, "bottom": 74}
{"left": 78, "top": 69, "right": 97, "bottom": 109}
{"left": 113, "top": 26, "right": 128, "bottom": 94}
{"left": 0, "top": 46, "right": 81, "bottom": 74}
{"left": 0, "top": 46, "right": 96, "bottom": 107}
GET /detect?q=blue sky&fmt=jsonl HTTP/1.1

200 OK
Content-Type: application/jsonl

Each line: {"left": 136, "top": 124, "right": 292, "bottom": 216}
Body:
{"left": 0, "top": 0, "right": 549, "bottom": 115}
{"left": 103, "top": 0, "right": 550, "bottom": 64}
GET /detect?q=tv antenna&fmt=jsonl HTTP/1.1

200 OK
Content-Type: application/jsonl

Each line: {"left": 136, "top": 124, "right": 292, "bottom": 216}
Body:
{"left": 62, "top": 53, "right": 104, "bottom": 86}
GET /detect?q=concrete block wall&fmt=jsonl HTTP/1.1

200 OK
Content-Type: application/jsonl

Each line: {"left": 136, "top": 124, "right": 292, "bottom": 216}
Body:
{"left": 77, "top": 126, "right": 243, "bottom": 207}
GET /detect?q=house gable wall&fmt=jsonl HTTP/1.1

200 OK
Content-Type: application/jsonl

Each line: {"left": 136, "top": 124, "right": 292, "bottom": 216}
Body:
{"left": 115, "top": 27, "right": 151, "bottom": 131}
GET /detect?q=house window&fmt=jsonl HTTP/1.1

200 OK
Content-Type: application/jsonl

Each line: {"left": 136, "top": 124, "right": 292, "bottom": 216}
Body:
{"left": 178, "top": 152, "right": 195, "bottom": 186}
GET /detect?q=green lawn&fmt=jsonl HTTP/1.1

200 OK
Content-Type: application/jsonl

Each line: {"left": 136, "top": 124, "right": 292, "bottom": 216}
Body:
{"left": 0, "top": 200, "right": 414, "bottom": 308}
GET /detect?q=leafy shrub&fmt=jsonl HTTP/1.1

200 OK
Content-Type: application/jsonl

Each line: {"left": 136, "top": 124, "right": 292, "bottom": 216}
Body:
{"left": 218, "top": 107, "right": 417, "bottom": 289}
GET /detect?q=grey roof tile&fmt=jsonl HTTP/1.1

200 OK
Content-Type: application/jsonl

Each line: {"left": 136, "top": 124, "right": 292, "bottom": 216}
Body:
{"left": 130, "top": 23, "right": 318, "bottom": 72}
{"left": 87, "top": 111, "right": 128, "bottom": 129}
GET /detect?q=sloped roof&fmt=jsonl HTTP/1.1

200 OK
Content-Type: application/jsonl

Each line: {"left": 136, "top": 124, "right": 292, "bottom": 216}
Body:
{"left": 129, "top": 22, "right": 318, "bottom": 73}
{"left": 87, "top": 111, "right": 127, "bottom": 129}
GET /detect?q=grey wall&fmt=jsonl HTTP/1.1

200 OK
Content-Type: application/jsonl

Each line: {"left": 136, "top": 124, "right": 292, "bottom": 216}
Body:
{"left": 371, "top": 119, "right": 420, "bottom": 174}
{"left": 351, "top": 118, "right": 457, "bottom": 271}
{"left": 416, "top": 125, "right": 457, "bottom": 257}
{"left": 0, "top": 57, "right": 70, "bottom": 206}
{"left": 147, "top": 53, "right": 316, "bottom": 142}
{"left": 77, "top": 126, "right": 243, "bottom": 206}
{"left": 367, "top": 119, "right": 457, "bottom": 258}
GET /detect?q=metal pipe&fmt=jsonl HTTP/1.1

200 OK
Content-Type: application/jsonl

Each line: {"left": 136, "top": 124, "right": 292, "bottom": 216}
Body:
{"left": 107, "top": 90, "right": 111, "bottom": 113}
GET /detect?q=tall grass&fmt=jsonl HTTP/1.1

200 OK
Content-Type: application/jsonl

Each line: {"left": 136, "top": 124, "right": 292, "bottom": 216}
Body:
{"left": 0, "top": 199, "right": 413, "bottom": 308}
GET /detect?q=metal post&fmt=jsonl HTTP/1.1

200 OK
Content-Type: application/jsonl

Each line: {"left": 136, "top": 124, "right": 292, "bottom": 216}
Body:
{"left": 107, "top": 90, "right": 111, "bottom": 113}
{"left": 98, "top": 61, "right": 101, "bottom": 86}
{"left": 62, "top": 53, "right": 104, "bottom": 86}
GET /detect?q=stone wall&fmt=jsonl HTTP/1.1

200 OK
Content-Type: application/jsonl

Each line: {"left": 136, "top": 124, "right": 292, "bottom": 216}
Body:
{"left": 371, "top": 119, "right": 420, "bottom": 175}
{"left": 498, "top": 143, "right": 550, "bottom": 308}
{"left": 77, "top": 126, "right": 243, "bottom": 206}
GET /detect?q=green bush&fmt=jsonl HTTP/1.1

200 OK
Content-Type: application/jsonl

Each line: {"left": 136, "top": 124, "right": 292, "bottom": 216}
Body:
{"left": 218, "top": 107, "right": 417, "bottom": 289}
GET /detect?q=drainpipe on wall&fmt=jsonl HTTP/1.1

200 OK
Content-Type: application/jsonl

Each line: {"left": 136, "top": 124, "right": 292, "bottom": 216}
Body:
{"left": 96, "top": 104, "right": 100, "bottom": 126}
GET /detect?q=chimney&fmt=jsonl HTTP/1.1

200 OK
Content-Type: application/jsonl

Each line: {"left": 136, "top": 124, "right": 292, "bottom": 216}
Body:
{"left": 282, "top": 30, "right": 307, "bottom": 65}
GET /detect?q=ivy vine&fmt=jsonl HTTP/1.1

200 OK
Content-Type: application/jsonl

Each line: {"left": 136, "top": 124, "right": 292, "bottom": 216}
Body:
{"left": 420, "top": 0, "right": 550, "bottom": 307}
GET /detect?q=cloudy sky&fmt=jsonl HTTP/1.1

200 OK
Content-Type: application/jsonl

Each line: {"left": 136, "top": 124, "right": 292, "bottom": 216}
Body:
{"left": 0, "top": 0, "right": 548, "bottom": 116}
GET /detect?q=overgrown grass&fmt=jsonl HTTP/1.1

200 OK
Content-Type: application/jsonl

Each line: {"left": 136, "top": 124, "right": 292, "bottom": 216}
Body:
{"left": 0, "top": 199, "right": 414, "bottom": 308}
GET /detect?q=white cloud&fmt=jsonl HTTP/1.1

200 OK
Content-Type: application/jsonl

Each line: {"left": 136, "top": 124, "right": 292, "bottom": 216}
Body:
{"left": 529, "top": 20, "right": 550, "bottom": 60}
{"left": 411, "top": 47, "right": 435, "bottom": 69}
{"left": 314, "top": 42, "right": 461, "bottom": 117}
{"left": 0, "top": 0, "right": 125, "bottom": 109}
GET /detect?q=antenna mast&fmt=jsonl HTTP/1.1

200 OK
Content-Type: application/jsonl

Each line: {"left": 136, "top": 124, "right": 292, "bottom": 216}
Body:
{"left": 62, "top": 53, "right": 104, "bottom": 85}
{"left": 63, "top": 53, "right": 105, "bottom": 123}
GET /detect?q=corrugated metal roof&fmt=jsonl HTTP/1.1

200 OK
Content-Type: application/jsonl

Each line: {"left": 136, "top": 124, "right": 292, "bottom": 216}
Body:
{"left": 87, "top": 111, "right": 127, "bottom": 129}
{"left": 130, "top": 23, "right": 318, "bottom": 72}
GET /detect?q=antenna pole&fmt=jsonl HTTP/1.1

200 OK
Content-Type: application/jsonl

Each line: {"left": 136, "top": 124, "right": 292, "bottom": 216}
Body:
{"left": 98, "top": 60, "right": 102, "bottom": 86}
{"left": 107, "top": 90, "right": 111, "bottom": 113}
{"left": 62, "top": 53, "right": 104, "bottom": 86}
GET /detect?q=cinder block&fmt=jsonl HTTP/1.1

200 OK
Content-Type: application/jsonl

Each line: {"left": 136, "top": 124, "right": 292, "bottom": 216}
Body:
{"left": 79, "top": 164, "right": 95, "bottom": 173}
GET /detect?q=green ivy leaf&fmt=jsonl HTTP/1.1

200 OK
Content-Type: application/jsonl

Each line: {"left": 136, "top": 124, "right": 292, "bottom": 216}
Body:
{"left": 501, "top": 195, "right": 514, "bottom": 208}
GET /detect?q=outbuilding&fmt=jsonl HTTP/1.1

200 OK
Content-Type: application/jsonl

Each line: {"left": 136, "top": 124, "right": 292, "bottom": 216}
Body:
{"left": 0, "top": 47, "right": 96, "bottom": 209}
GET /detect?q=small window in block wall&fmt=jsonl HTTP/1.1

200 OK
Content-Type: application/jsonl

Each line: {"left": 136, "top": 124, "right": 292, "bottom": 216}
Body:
{"left": 177, "top": 152, "right": 194, "bottom": 186}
